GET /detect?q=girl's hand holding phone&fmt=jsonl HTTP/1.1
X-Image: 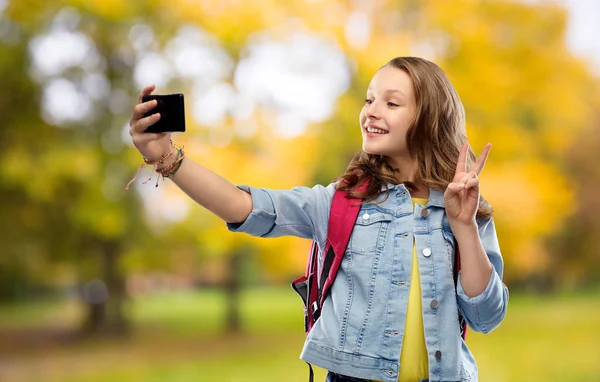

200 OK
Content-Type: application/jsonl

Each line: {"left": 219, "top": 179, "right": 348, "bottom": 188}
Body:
{"left": 129, "top": 84, "right": 172, "bottom": 162}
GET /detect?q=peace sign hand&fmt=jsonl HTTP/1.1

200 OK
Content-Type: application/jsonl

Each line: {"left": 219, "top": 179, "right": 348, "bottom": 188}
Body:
{"left": 444, "top": 142, "right": 492, "bottom": 227}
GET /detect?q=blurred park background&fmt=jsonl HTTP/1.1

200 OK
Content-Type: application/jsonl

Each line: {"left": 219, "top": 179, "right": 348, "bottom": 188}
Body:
{"left": 1, "top": 0, "right": 599, "bottom": 381}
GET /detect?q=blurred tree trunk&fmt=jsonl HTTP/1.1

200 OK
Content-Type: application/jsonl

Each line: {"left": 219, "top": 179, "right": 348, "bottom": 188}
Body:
{"left": 82, "top": 240, "right": 129, "bottom": 336}
{"left": 224, "top": 250, "right": 243, "bottom": 333}
{"left": 546, "top": 113, "right": 600, "bottom": 288}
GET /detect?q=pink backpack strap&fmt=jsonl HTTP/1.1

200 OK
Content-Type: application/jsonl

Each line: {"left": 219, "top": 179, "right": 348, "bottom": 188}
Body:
{"left": 316, "top": 180, "right": 368, "bottom": 310}
{"left": 291, "top": 241, "right": 319, "bottom": 332}
{"left": 454, "top": 245, "right": 468, "bottom": 339}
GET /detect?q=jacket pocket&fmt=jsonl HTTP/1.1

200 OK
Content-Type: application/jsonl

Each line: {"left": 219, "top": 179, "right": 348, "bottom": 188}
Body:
{"left": 348, "top": 209, "right": 393, "bottom": 254}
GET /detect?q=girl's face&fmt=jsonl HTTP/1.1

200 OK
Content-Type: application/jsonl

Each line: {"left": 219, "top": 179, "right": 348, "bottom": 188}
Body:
{"left": 359, "top": 65, "right": 417, "bottom": 158}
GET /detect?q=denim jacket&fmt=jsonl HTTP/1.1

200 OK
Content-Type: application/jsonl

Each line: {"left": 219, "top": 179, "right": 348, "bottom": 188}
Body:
{"left": 227, "top": 182, "right": 509, "bottom": 382}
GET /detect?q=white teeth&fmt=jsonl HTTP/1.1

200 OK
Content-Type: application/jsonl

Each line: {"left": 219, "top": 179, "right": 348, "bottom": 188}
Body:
{"left": 366, "top": 127, "right": 387, "bottom": 134}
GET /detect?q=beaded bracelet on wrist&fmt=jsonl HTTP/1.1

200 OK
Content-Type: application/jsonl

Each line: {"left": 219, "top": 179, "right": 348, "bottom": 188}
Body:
{"left": 157, "top": 147, "right": 185, "bottom": 179}
{"left": 125, "top": 140, "right": 184, "bottom": 190}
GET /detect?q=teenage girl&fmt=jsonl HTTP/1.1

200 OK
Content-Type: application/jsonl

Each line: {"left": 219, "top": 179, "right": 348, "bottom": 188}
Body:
{"left": 128, "top": 56, "right": 509, "bottom": 382}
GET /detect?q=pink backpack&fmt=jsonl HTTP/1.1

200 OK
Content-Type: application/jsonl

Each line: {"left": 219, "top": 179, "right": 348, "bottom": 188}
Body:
{"left": 291, "top": 182, "right": 466, "bottom": 381}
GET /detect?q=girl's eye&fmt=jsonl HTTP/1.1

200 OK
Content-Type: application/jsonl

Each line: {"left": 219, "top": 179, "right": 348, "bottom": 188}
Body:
{"left": 365, "top": 99, "right": 373, "bottom": 105}
{"left": 387, "top": 102, "right": 399, "bottom": 107}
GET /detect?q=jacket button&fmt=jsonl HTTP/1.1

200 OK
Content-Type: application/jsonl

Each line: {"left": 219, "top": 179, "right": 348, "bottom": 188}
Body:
{"left": 435, "top": 350, "right": 442, "bottom": 359}
{"left": 422, "top": 248, "right": 432, "bottom": 257}
{"left": 362, "top": 213, "right": 370, "bottom": 220}
{"left": 430, "top": 299, "right": 439, "bottom": 309}
{"left": 420, "top": 209, "right": 429, "bottom": 217}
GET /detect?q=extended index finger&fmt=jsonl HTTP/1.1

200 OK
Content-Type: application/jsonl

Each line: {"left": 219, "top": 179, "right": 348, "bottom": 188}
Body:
{"left": 137, "top": 84, "right": 156, "bottom": 104}
{"left": 455, "top": 142, "right": 469, "bottom": 174}
{"left": 472, "top": 143, "right": 492, "bottom": 175}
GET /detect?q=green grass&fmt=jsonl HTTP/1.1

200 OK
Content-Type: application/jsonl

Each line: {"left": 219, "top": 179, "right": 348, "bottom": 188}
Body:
{"left": 1, "top": 287, "right": 599, "bottom": 382}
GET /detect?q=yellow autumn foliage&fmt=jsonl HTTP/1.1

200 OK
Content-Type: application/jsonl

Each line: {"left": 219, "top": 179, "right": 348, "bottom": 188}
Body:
{"left": 136, "top": 0, "right": 598, "bottom": 284}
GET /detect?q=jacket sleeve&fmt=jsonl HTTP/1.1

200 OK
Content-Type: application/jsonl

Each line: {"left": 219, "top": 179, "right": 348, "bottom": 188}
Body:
{"left": 456, "top": 217, "right": 509, "bottom": 334}
{"left": 225, "top": 183, "right": 335, "bottom": 247}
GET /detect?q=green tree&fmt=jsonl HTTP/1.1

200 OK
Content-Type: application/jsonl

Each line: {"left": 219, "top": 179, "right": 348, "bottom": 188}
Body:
{"left": 1, "top": 1, "right": 175, "bottom": 334}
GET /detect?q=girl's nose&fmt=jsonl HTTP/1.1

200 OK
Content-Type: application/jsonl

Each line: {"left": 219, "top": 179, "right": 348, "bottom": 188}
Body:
{"left": 366, "top": 101, "right": 380, "bottom": 119}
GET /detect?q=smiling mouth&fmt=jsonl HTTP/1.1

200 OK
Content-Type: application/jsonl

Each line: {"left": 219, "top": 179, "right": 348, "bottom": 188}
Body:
{"left": 364, "top": 126, "right": 389, "bottom": 134}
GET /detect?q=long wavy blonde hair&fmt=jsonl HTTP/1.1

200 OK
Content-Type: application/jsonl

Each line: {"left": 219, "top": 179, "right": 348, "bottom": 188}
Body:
{"left": 335, "top": 57, "right": 493, "bottom": 219}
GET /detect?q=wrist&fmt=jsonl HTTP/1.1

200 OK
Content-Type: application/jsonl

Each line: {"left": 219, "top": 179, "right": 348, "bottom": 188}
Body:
{"left": 156, "top": 147, "right": 185, "bottom": 179}
{"left": 143, "top": 140, "right": 174, "bottom": 167}
{"left": 156, "top": 151, "right": 177, "bottom": 170}
{"left": 449, "top": 219, "right": 478, "bottom": 237}
{"left": 126, "top": 140, "right": 183, "bottom": 190}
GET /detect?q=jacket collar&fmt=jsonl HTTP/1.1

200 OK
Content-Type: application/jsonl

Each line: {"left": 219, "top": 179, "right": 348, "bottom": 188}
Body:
{"left": 380, "top": 183, "right": 445, "bottom": 208}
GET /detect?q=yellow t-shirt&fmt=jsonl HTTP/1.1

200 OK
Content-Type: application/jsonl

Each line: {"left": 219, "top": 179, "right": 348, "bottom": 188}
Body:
{"left": 396, "top": 197, "right": 429, "bottom": 381}
{"left": 372, "top": 198, "right": 429, "bottom": 382}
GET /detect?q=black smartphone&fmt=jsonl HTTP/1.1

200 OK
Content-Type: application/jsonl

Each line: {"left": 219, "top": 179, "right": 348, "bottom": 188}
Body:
{"left": 141, "top": 93, "right": 186, "bottom": 133}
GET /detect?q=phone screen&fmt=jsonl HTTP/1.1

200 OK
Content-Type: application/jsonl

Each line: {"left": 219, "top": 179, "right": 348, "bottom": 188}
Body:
{"left": 142, "top": 93, "right": 186, "bottom": 133}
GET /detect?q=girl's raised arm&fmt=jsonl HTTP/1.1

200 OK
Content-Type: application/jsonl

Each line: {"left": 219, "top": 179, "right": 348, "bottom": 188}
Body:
{"left": 128, "top": 84, "right": 252, "bottom": 224}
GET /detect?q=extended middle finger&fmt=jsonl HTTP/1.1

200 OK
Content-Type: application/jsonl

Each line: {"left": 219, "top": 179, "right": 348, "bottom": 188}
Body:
{"left": 473, "top": 143, "right": 492, "bottom": 175}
